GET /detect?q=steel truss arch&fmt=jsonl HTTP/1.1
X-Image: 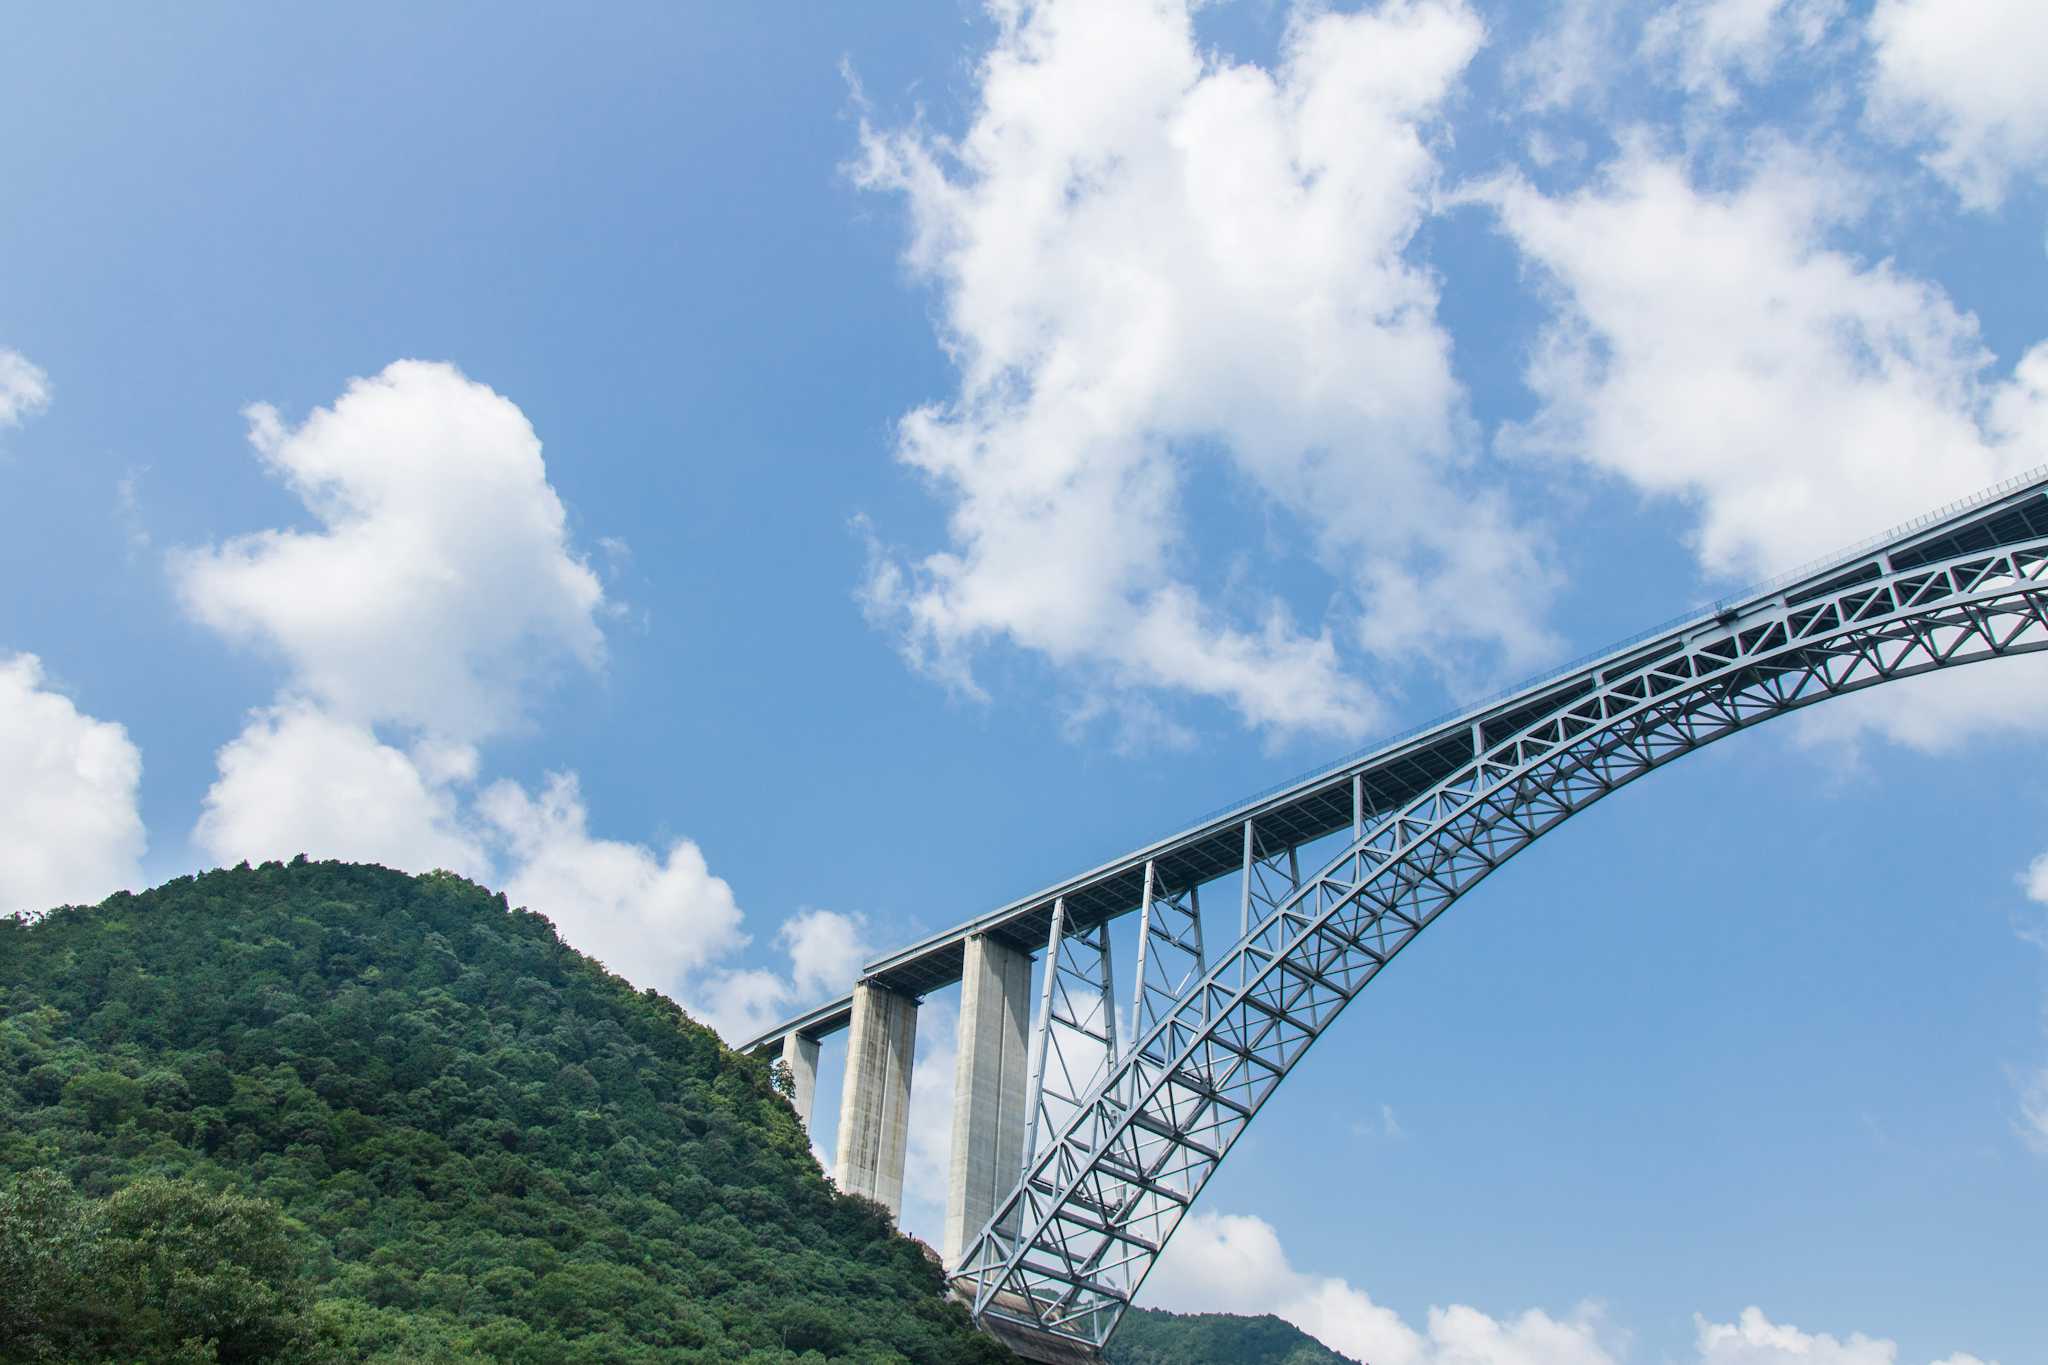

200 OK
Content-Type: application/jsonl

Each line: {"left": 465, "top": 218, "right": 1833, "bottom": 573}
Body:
{"left": 953, "top": 530, "right": 2048, "bottom": 1358}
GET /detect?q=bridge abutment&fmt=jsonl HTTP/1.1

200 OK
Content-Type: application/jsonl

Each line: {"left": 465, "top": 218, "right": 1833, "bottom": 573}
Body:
{"left": 944, "top": 933, "right": 1032, "bottom": 1265}
{"left": 834, "top": 980, "right": 918, "bottom": 1216}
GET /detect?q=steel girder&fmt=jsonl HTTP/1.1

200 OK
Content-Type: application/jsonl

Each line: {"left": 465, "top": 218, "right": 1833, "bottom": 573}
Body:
{"left": 952, "top": 532, "right": 2048, "bottom": 1354}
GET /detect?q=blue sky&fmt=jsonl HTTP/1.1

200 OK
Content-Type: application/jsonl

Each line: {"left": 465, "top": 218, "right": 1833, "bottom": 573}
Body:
{"left": 3, "top": 2, "right": 2045, "bottom": 1361}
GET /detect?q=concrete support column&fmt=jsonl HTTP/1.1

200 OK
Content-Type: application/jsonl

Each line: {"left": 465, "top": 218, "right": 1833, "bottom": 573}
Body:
{"left": 944, "top": 934, "right": 1033, "bottom": 1265}
{"left": 834, "top": 980, "right": 918, "bottom": 1217}
{"left": 779, "top": 1032, "right": 820, "bottom": 1130}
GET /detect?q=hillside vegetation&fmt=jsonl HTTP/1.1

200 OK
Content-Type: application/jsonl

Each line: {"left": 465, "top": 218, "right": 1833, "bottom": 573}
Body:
{"left": 0, "top": 860, "right": 1006, "bottom": 1363}
{"left": 1107, "top": 1308, "right": 1362, "bottom": 1365}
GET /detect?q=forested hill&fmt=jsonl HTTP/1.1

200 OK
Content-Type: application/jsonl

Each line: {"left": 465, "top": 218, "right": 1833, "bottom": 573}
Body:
{"left": 1107, "top": 1309, "right": 1362, "bottom": 1365}
{"left": 0, "top": 859, "right": 1008, "bottom": 1363}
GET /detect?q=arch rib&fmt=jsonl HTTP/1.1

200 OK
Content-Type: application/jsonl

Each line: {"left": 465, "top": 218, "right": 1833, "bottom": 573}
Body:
{"left": 952, "top": 525, "right": 2048, "bottom": 1358}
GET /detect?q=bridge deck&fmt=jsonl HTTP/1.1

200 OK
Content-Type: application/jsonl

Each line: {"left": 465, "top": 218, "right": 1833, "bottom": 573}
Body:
{"left": 738, "top": 467, "right": 2048, "bottom": 1057}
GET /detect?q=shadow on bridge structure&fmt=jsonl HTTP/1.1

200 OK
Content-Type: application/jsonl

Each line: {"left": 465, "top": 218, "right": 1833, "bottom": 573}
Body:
{"left": 742, "top": 466, "right": 2048, "bottom": 1362}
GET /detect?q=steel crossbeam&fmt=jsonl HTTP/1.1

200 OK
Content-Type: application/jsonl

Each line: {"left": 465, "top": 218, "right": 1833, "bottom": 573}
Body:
{"left": 953, "top": 521, "right": 2048, "bottom": 1357}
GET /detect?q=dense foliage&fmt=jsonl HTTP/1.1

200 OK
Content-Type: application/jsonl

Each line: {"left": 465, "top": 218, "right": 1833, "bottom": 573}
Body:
{"left": 1107, "top": 1308, "right": 1362, "bottom": 1365}
{"left": 0, "top": 860, "right": 1007, "bottom": 1363}
{"left": 1, "top": 1170, "right": 333, "bottom": 1362}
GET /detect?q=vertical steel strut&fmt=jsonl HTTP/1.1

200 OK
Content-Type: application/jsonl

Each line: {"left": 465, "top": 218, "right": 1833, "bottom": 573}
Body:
{"left": 1022, "top": 897, "right": 1119, "bottom": 1172}
{"left": 1131, "top": 859, "right": 1207, "bottom": 1054}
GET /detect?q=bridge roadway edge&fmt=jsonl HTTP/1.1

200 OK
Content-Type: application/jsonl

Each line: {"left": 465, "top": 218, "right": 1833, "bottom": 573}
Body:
{"left": 741, "top": 463, "right": 2048, "bottom": 1059}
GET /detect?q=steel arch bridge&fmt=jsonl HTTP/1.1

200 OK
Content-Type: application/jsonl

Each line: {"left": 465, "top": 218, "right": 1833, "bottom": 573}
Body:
{"left": 743, "top": 467, "right": 2048, "bottom": 1363}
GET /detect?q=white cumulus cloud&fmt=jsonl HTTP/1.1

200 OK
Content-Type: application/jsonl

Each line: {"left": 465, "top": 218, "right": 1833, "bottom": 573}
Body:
{"left": 1696, "top": 1308, "right": 1990, "bottom": 1365}
{"left": 173, "top": 359, "right": 604, "bottom": 742}
{"left": 479, "top": 771, "right": 748, "bottom": 994}
{"left": 694, "top": 968, "right": 800, "bottom": 1048}
{"left": 0, "top": 654, "right": 145, "bottom": 914}
{"left": 1488, "top": 144, "right": 2035, "bottom": 574}
{"left": 0, "top": 348, "right": 51, "bottom": 429}
{"left": 1866, "top": 0, "right": 2048, "bottom": 210}
{"left": 1145, "top": 1209, "right": 1996, "bottom": 1365}
{"left": 1484, "top": 142, "right": 2048, "bottom": 754}
{"left": 1145, "top": 1209, "right": 1620, "bottom": 1365}
{"left": 194, "top": 702, "right": 487, "bottom": 878}
{"left": 692, "top": 907, "right": 872, "bottom": 1044}
{"left": 177, "top": 358, "right": 607, "bottom": 875}
{"left": 858, "top": 0, "right": 1558, "bottom": 742}
{"left": 781, "top": 906, "right": 871, "bottom": 999}
{"left": 170, "top": 359, "right": 849, "bottom": 1048}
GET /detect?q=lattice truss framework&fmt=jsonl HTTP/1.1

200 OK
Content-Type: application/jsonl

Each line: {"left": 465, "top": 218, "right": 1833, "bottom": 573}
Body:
{"left": 955, "top": 532, "right": 2048, "bottom": 1351}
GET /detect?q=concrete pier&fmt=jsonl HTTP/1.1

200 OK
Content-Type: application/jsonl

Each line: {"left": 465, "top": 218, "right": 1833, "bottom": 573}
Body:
{"left": 779, "top": 1031, "right": 820, "bottom": 1129}
{"left": 834, "top": 980, "right": 918, "bottom": 1216}
{"left": 944, "top": 934, "right": 1032, "bottom": 1265}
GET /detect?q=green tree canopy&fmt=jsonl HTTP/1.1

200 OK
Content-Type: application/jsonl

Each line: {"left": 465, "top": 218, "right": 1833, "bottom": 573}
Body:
{"left": 0, "top": 860, "right": 1007, "bottom": 1364}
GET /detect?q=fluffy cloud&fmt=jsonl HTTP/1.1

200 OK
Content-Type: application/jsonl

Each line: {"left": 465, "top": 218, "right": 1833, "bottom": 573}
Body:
{"left": 691, "top": 908, "right": 871, "bottom": 1044}
{"left": 1145, "top": 1210, "right": 1620, "bottom": 1365}
{"left": 1695, "top": 1308, "right": 1987, "bottom": 1365}
{"left": 693, "top": 968, "right": 799, "bottom": 1047}
{"left": 1792, "top": 659, "right": 2048, "bottom": 760}
{"left": 173, "top": 362, "right": 718, "bottom": 1000}
{"left": 0, "top": 348, "right": 51, "bottom": 429}
{"left": 1489, "top": 145, "right": 2034, "bottom": 574}
{"left": 1484, "top": 143, "right": 2048, "bottom": 752}
{"left": 858, "top": 0, "right": 1557, "bottom": 742}
{"left": 781, "top": 907, "right": 870, "bottom": 999}
{"left": 1642, "top": 0, "right": 1843, "bottom": 105}
{"left": 173, "top": 360, "right": 604, "bottom": 742}
{"left": 0, "top": 654, "right": 145, "bottom": 914}
{"left": 170, "top": 359, "right": 848, "bottom": 1048}
{"left": 1867, "top": 0, "right": 2048, "bottom": 209}
{"left": 478, "top": 772, "right": 747, "bottom": 992}
{"left": 193, "top": 702, "right": 487, "bottom": 877}
{"left": 178, "top": 359, "right": 605, "bottom": 875}
{"left": 1146, "top": 1209, "right": 1995, "bottom": 1365}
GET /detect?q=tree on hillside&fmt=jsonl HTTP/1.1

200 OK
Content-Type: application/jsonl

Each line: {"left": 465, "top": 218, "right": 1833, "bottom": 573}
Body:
{"left": 0, "top": 1169, "right": 333, "bottom": 1363}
